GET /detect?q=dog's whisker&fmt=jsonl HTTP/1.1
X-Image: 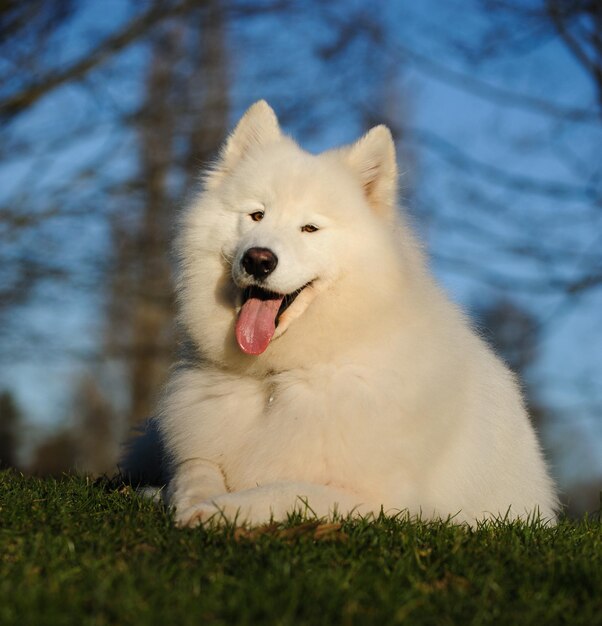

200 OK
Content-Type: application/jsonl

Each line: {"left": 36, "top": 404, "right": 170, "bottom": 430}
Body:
{"left": 220, "top": 250, "right": 233, "bottom": 267}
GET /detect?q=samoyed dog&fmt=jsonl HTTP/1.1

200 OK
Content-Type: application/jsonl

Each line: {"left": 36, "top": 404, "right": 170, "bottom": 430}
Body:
{"left": 123, "top": 100, "right": 557, "bottom": 527}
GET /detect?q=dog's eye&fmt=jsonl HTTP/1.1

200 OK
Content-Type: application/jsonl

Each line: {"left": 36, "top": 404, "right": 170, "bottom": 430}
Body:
{"left": 249, "top": 211, "right": 264, "bottom": 222}
{"left": 301, "top": 224, "right": 319, "bottom": 233}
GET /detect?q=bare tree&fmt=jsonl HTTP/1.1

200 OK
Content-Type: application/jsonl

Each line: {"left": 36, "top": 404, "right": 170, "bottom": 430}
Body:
{"left": 72, "top": 374, "right": 117, "bottom": 475}
{"left": 29, "top": 430, "right": 78, "bottom": 477}
{"left": 106, "top": 0, "right": 230, "bottom": 429}
{"left": 398, "top": 0, "right": 602, "bottom": 295}
{"left": 0, "top": 391, "right": 22, "bottom": 469}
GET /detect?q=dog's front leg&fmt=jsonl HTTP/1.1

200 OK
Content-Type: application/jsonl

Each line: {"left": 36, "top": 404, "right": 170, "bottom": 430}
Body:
{"left": 167, "top": 458, "right": 229, "bottom": 527}
{"left": 178, "top": 482, "right": 368, "bottom": 527}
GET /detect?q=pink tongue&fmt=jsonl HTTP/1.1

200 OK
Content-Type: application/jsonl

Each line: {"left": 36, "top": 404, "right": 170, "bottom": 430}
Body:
{"left": 236, "top": 294, "right": 284, "bottom": 355}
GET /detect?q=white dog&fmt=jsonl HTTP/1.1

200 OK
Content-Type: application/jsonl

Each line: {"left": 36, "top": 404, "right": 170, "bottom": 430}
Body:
{"left": 123, "top": 100, "right": 558, "bottom": 527}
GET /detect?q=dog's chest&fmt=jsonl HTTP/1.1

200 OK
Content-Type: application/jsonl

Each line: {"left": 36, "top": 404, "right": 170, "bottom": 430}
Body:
{"left": 221, "top": 365, "right": 406, "bottom": 492}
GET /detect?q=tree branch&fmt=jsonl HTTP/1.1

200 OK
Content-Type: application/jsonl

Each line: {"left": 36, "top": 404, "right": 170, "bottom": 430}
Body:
{"left": 392, "top": 40, "right": 600, "bottom": 124}
{"left": 547, "top": 0, "right": 597, "bottom": 77}
{"left": 404, "top": 125, "right": 601, "bottom": 203}
{"left": 0, "top": 0, "right": 196, "bottom": 121}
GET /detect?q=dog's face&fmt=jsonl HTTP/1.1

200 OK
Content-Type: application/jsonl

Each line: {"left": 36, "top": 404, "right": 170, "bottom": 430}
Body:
{"left": 179, "top": 101, "right": 400, "bottom": 364}
{"left": 222, "top": 143, "right": 365, "bottom": 355}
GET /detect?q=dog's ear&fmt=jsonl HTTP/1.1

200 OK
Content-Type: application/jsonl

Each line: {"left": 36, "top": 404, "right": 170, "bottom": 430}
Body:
{"left": 342, "top": 125, "right": 398, "bottom": 218}
{"left": 205, "top": 100, "right": 281, "bottom": 188}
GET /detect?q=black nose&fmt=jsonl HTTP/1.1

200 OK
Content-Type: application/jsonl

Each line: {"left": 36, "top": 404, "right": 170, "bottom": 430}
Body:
{"left": 241, "top": 247, "right": 278, "bottom": 279}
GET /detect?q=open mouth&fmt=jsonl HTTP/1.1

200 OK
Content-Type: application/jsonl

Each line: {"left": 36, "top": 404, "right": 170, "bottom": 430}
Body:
{"left": 243, "top": 284, "right": 309, "bottom": 324}
{"left": 235, "top": 283, "right": 312, "bottom": 355}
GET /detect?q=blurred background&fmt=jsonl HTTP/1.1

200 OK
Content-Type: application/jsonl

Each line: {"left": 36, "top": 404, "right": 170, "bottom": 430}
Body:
{"left": 0, "top": 0, "right": 600, "bottom": 516}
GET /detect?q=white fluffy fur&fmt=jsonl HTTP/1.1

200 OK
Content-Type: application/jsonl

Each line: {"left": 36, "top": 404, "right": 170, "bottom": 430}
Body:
{"left": 124, "top": 100, "right": 558, "bottom": 527}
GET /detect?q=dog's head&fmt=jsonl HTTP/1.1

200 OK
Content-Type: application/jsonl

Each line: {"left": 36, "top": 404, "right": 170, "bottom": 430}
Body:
{"left": 178, "top": 101, "right": 403, "bottom": 367}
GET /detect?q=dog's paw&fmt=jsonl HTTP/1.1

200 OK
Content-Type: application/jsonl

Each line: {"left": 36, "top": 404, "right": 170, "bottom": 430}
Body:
{"left": 174, "top": 493, "right": 259, "bottom": 527}
{"left": 166, "top": 458, "right": 228, "bottom": 524}
{"left": 174, "top": 501, "right": 226, "bottom": 528}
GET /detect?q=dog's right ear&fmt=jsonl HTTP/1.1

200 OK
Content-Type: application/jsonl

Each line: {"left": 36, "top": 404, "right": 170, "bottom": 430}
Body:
{"left": 205, "top": 100, "right": 281, "bottom": 188}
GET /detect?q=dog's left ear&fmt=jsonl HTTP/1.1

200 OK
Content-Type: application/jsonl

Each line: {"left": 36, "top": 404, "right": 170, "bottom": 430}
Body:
{"left": 342, "top": 125, "right": 398, "bottom": 219}
{"left": 206, "top": 100, "right": 282, "bottom": 188}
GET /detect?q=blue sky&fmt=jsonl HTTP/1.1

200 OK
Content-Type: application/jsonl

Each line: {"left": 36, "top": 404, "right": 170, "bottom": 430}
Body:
{"left": 1, "top": 0, "right": 600, "bottom": 486}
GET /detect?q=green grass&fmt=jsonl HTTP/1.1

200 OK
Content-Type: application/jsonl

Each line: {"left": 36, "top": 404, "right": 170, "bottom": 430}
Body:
{"left": 1, "top": 472, "right": 600, "bottom": 626}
